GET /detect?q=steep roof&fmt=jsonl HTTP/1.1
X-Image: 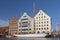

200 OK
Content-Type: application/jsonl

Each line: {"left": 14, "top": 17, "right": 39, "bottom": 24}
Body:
{"left": 34, "top": 10, "right": 51, "bottom": 18}
{"left": 19, "top": 12, "right": 32, "bottom": 20}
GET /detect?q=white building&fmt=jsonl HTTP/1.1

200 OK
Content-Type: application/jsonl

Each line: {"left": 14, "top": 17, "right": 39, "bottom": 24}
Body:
{"left": 18, "top": 12, "right": 34, "bottom": 34}
{"left": 34, "top": 10, "right": 51, "bottom": 34}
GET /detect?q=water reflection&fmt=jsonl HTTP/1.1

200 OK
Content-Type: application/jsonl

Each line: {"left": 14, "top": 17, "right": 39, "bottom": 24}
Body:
{"left": 0, "top": 37, "right": 60, "bottom": 40}
{"left": 8, "top": 37, "right": 60, "bottom": 40}
{"left": 9, "top": 37, "right": 52, "bottom": 40}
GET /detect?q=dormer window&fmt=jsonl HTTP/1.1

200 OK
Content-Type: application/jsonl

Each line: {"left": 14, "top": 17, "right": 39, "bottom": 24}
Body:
{"left": 23, "top": 16, "right": 26, "bottom": 17}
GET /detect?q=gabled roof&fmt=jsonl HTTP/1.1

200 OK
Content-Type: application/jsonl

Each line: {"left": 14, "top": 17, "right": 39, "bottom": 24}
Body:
{"left": 34, "top": 10, "right": 51, "bottom": 18}
{"left": 10, "top": 16, "right": 18, "bottom": 22}
{"left": 19, "top": 12, "right": 32, "bottom": 20}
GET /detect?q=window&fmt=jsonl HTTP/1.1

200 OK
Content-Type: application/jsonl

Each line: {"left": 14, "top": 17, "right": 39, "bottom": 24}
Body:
{"left": 34, "top": 23, "right": 35, "bottom": 24}
{"left": 47, "top": 24, "right": 49, "bottom": 26}
{"left": 39, "top": 22, "right": 40, "bottom": 24}
{"left": 39, "top": 17, "right": 40, "bottom": 18}
{"left": 41, "top": 13, "right": 43, "bottom": 15}
{"left": 47, "top": 18, "right": 48, "bottom": 20}
{"left": 19, "top": 26, "right": 20, "bottom": 27}
{"left": 41, "top": 22, "right": 43, "bottom": 24}
{"left": 22, "top": 22, "right": 28, "bottom": 23}
{"left": 47, "top": 28, "right": 49, "bottom": 30}
{"left": 19, "top": 29, "right": 20, "bottom": 31}
{"left": 14, "top": 23, "right": 17, "bottom": 26}
{"left": 37, "top": 31, "right": 40, "bottom": 34}
{"left": 22, "top": 29, "right": 28, "bottom": 31}
{"left": 47, "top": 21, "right": 48, "bottom": 23}
{"left": 37, "top": 25, "right": 38, "bottom": 27}
{"left": 37, "top": 31, "right": 40, "bottom": 33}
{"left": 41, "top": 25, "right": 43, "bottom": 27}
{"left": 41, "top": 16, "right": 43, "bottom": 18}
{"left": 36, "top": 17, "right": 38, "bottom": 19}
{"left": 42, "top": 28, "right": 43, "bottom": 30}
{"left": 39, "top": 25, "right": 40, "bottom": 27}
{"left": 44, "top": 28, "right": 46, "bottom": 30}
{"left": 39, "top": 28, "right": 40, "bottom": 30}
{"left": 37, "top": 28, "right": 38, "bottom": 30}
{"left": 44, "top": 16, "right": 46, "bottom": 18}
{"left": 21, "top": 18, "right": 28, "bottom": 20}
{"left": 44, "top": 25, "right": 46, "bottom": 26}
{"left": 39, "top": 14, "right": 40, "bottom": 16}
{"left": 34, "top": 28, "right": 35, "bottom": 30}
{"left": 44, "top": 22, "right": 46, "bottom": 23}
{"left": 22, "top": 25, "right": 28, "bottom": 27}
{"left": 47, "top": 31, "right": 49, "bottom": 33}
{"left": 29, "top": 29, "right": 31, "bottom": 30}
{"left": 23, "top": 16, "right": 26, "bottom": 17}
{"left": 42, "top": 31, "right": 45, "bottom": 33}
{"left": 19, "top": 23, "right": 21, "bottom": 24}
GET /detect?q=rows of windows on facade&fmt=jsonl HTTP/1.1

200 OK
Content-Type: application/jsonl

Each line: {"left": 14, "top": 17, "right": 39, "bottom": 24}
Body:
{"left": 9, "top": 10, "right": 51, "bottom": 35}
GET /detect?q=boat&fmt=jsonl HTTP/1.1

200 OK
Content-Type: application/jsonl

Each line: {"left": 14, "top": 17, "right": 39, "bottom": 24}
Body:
{"left": 13, "top": 33, "right": 47, "bottom": 38}
{"left": 5, "top": 35, "right": 13, "bottom": 38}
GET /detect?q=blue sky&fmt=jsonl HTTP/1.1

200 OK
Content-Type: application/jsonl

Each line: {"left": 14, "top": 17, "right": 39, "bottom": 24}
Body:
{"left": 0, "top": 0, "right": 60, "bottom": 30}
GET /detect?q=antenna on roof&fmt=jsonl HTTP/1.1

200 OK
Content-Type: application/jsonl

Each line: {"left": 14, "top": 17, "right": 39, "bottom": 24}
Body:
{"left": 33, "top": 2, "right": 36, "bottom": 16}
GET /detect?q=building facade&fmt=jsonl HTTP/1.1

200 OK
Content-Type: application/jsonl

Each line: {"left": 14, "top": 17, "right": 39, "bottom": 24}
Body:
{"left": 18, "top": 12, "right": 34, "bottom": 34}
{"left": 34, "top": 10, "right": 51, "bottom": 34}
{"left": 9, "top": 17, "right": 18, "bottom": 35}
{"left": 9, "top": 10, "right": 52, "bottom": 35}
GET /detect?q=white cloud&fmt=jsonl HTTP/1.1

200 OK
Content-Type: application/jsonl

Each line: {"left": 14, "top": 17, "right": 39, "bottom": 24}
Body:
{"left": 0, "top": 19, "right": 9, "bottom": 27}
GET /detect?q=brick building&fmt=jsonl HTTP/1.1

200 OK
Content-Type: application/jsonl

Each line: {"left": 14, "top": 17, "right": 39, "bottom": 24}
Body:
{"left": 9, "top": 17, "right": 18, "bottom": 35}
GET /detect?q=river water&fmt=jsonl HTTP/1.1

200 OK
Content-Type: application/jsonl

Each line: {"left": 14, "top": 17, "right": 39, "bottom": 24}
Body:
{"left": 0, "top": 37, "right": 60, "bottom": 40}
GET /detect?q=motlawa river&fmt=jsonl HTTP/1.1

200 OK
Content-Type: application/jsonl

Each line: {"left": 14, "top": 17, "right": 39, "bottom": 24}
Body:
{"left": 0, "top": 37, "right": 60, "bottom": 40}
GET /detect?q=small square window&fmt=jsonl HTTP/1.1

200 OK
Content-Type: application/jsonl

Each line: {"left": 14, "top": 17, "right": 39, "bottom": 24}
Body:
{"left": 39, "top": 22, "right": 40, "bottom": 24}
{"left": 44, "top": 28, "right": 46, "bottom": 30}
{"left": 39, "top": 17, "right": 40, "bottom": 18}
{"left": 44, "top": 16, "right": 46, "bottom": 18}
{"left": 47, "top": 24, "right": 49, "bottom": 26}
{"left": 37, "top": 28, "right": 38, "bottom": 30}
{"left": 47, "top": 21, "right": 48, "bottom": 23}
{"left": 19, "top": 26, "right": 20, "bottom": 27}
{"left": 39, "top": 14, "right": 40, "bottom": 16}
{"left": 41, "top": 25, "right": 43, "bottom": 27}
{"left": 24, "top": 16, "right": 26, "bottom": 17}
{"left": 42, "top": 28, "right": 43, "bottom": 30}
{"left": 39, "top": 25, "right": 40, "bottom": 27}
{"left": 41, "top": 22, "right": 43, "bottom": 24}
{"left": 19, "top": 29, "right": 20, "bottom": 31}
{"left": 41, "top": 16, "right": 43, "bottom": 18}
{"left": 44, "top": 22, "right": 46, "bottom": 23}
{"left": 39, "top": 28, "right": 40, "bottom": 30}
{"left": 36, "top": 25, "right": 38, "bottom": 27}
{"left": 44, "top": 25, "right": 46, "bottom": 26}
{"left": 47, "top": 28, "right": 49, "bottom": 29}
{"left": 41, "top": 13, "right": 43, "bottom": 15}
